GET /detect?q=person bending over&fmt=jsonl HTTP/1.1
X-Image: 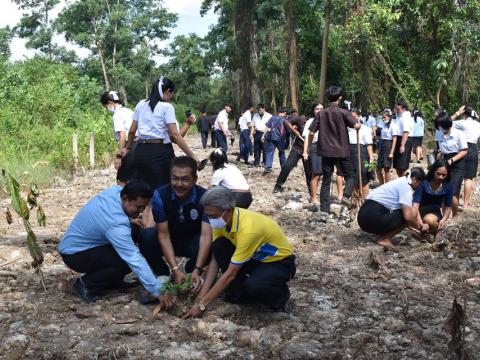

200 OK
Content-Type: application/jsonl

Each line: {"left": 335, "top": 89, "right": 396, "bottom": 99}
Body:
{"left": 357, "top": 167, "right": 428, "bottom": 249}
{"left": 183, "top": 187, "right": 296, "bottom": 318}
{"left": 262, "top": 107, "right": 288, "bottom": 175}
{"left": 209, "top": 148, "right": 253, "bottom": 209}
{"left": 138, "top": 156, "right": 212, "bottom": 302}
{"left": 59, "top": 179, "right": 174, "bottom": 308}
{"left": 412, "top": 160, "right": 452, "bottom": 242}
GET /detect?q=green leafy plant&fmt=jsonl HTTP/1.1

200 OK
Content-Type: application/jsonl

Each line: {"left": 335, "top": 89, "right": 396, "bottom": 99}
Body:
{"left": 2, "top": 169, "right": 47, "bottom": 290}
{"left": 363, "top": 159, "right": 378, "bottom": 172}
{"left": 160, "top": 274, "right": 192, "bottom": 295}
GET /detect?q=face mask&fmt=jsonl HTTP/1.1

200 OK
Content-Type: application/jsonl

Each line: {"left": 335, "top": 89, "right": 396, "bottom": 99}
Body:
{"left": 208, "top": 212, "right": 226, "bottom": 229}
{"left": 108, "top": 107, "right": 115, "bottom": 114}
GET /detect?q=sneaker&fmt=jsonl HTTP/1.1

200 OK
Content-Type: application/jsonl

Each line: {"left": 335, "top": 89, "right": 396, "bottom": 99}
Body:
{"left": 341, "top": 197, "right": 353, "bottom": 208}
{"left": 262, "top": 168, "right": 272, "bottom": 176}
{"left": 72, "top": 278, "right": 98, "bottom": 304}
{"left": 273, "top": 186, "right": 283, "bottom": 193}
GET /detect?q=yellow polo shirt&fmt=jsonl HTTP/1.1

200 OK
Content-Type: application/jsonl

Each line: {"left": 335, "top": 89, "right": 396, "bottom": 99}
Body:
{"left": 212, "top": 208, "right": 293, "bottom": 264}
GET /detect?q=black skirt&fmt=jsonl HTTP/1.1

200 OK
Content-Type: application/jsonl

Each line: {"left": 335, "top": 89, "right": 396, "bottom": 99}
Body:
{"left": 309, "top": 145, "right": 323, "bottom": 175}
{"left": 350, "top": 144, "right": 369, "bottom": 186}
{"left": 377, "top": 139, "right": 393, "bottom": 169}
{"left": 358, "top": 200, "right": 405, "bottom": 235}
{"left": 393, "top": 137, "right": 413, "bottom": 171}
{"left": 464, "top": 143, "right": 478, "bottom": 180}
{"left": 444, "top": 152, "right": 465, "bottom": 196}
{"left": 134, "top": 142, "right": 175, "bottom": 191}
{"left": 419, "top": 205, "right": 442, "bottom": 222}
{"left": 411, "top": 136, "right": 423, "bottom": 148}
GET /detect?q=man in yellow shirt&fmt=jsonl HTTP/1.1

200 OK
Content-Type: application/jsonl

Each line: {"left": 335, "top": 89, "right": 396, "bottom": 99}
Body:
{"left": 183, "top": 187, "right": 296, "bottom": 318}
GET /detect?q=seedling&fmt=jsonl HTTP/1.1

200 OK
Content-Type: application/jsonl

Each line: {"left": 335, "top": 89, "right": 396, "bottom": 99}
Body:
{"left": 152, "top": 274, "right": 192, "bottom": 319}
{"left": 363, "top": 159, "right": 378, "bottom": 172}
{"left": 2, "top": 170, "right": 47, "bottom": 290}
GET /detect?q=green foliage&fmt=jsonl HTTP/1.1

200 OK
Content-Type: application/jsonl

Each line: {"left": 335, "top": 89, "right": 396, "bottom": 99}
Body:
{"left": 160, "top": 274, "right": 192, "bottom": 295}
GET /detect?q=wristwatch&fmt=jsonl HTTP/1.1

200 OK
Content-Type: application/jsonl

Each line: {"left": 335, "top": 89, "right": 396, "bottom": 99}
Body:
{"left": 198, "top": 302, "right": 207, "bottom": 311}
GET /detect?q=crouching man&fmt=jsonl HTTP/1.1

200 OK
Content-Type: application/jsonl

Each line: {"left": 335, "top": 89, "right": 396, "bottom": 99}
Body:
{"left": 138, "top": 156, "right": 212, "bottom": 301}
{"left": 58, "top": 179, "right": 174, "bottom": 308}
{"left": 183, "top": 187, "right": 296, "bottom": 318}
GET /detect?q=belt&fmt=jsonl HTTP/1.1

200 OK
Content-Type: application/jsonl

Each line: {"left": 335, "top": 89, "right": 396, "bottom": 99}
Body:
{"left": 137, "top": 139, "right": 164, "bottom": 144}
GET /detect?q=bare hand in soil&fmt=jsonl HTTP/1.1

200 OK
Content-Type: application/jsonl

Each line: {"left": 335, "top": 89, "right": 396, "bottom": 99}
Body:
{"left": 157, "top": 294, "right": 176, "bottom": 311}
{"left": 172, "top": 269, "right": 186, "bottom": 285}
{"left": 182, "top": 303, "right": 202, "bottom": 319}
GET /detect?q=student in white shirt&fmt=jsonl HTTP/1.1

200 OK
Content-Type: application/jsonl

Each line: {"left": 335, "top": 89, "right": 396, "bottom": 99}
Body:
{"left": 393, "top": 101, "right": 414, "bottom": 177}
{"left": 435, "top": 111, "right": 468, "bottom": 217}
{"left": 125, "top": 76, "right": 199, "bottom": 190}
{"left": 302, "top": 103, "right": 323, "bottom": 203}
{"left": 411, "top": 110, "right": 425, "bottom": 163}
{"left": 252, "top": 103, "right": 272, "bottom": 166}
{"left": 238, "top": 103, "right": 255, "bottom": 164}
{"left": 358, "top": 167, "right": 428, "bottom": 249}
{"left": 453, "top": 107, "right": 480, "bottom": 208}
{"left": 349, "top": 109, "right": 374, "bottom": 199}
{"left": 376, "top": 109, "right": 396, "bottom": 184}
{"left": 209, "top": 148, "right": 252, "bottom": 209}
{"left": 214, "top": 103, "right": 233, "bottom": 153}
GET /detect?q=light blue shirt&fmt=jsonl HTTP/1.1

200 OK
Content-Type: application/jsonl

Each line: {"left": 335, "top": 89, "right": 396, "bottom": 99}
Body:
{"left": 362, "top": 115, "right": 377, "bottom": 129}
{"left": 412, "top": 116, "right": 424, "bottom": 137}
{"left": 59, "top": 185, "right": 163, "bottom": 297}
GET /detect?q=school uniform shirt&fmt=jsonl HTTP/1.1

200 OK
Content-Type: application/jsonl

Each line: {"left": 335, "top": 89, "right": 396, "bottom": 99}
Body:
{"left": 348, "top": 124, "right": 373, "bottom": 145}
{"left": 397, "top": 111, "right": 414, "bottom": 137}
{"left": 413, "top": 180, "right": 453, "bottom": 208}
{"left": 238, "top": 110, "right": 252, "bottom": 131}
{"left": 212, "top": 208, "right": 293, "bottom": 264}
{"left": 210, "top": 164, "right": 250, "bottom": 191}
{"left": 215, "top": 109, "right": 229, "bottom": 131}
{"left": 380, "top": 123, "right": 395, "bottom": 140}
{"left": 58, "top": 185, "right": 163, "bottom": 297}
{"left": 368, "top": 177, "right": 414, "bottom": 210}
{"left": 133, "top": 100, "right": 178, "bottom": 143}
{"left": 453, "top": 117, "right": 480, "bottom": 144}
{"left": 362, "top": 115, "right": 377, "bottom": 129}
{"left": 412, "top": 116, "right": 425, "bottom": 137}
{"left": 308, "top": 103, "right": 357, "bottom": 158}
{"left": 252, "top": 112, "right": 272, "bottom": 132}
{"left": 390, "top": 119, "right": 401, "bottom": 137}
{"left": 303, "top": 118, "right": 318, "bottom": 143}
{"left": 112, "top": 107, "right": 135, "bottom": 141}
{"left": 435, "top": 127, "right": 468, "bottom": 154}
{"left": 265, "top": 115, "right": 285, "bottom": 141}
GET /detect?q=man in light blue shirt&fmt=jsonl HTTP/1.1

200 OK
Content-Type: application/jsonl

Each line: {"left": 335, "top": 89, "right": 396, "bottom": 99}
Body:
{"left": 59, "top": 179, "right": 174, "bottom": 308}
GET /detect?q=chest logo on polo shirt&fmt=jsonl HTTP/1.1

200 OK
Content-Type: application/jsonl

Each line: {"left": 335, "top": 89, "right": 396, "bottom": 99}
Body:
{"left": 190, "top": 209, "right": 199, "bottom": 220}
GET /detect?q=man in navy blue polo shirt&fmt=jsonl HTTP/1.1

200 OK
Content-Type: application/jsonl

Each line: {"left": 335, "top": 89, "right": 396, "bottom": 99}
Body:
{"left": 139, "top": 156, "right": 212, "bottom": 297}
{"left": 262, "top": 106, "right": 288, "bottom": 175}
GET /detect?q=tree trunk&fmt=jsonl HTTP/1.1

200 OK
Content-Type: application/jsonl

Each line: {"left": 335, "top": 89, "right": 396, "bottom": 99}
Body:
{"left": 319, "top": 0, "right": 332, "bottom": 104}
{"left": 282, "top": 74, "right": 289, "bottom": 107}
{"left": 285, "top": 0, "right": 299, "bottom": 110}
{"left": 375, "top": 52, "right": 410, "bottom": 108}
{"left": 96, "top": 42, "right": 110, "bottom": 90}
{"left": 271, "top": 74, "right": 277, "bottom": 114}
{"left": 119, "top": 85, "right": 127, "bottom": 104}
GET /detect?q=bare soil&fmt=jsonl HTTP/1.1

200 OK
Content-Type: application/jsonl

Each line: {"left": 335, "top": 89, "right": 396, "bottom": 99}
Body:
{"left": 0, "top": 135, "right": 479, "bottom": 359}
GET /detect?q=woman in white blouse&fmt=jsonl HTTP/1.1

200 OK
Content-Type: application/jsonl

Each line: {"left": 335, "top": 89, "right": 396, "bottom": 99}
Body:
{"left": 126, "top": 77, "right": 198, "bottom": 190}
{"left": 435, "top": 111, "right": 468, "bottom": 218}
{"left": 209, "top": 148, "right": 252, "bottom": 209}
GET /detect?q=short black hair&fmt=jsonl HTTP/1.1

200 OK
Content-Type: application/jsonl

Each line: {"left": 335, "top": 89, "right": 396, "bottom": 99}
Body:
{"left": 171, "top": 156, "right": 198, "bottom": 177}
{"left": 120, "top": 179, "right": 153, "bottom": 200}
{"left": 100, "top": 91, "right": 123, "bottom": 106}
{"left": 278, "top": 106, "right": 288, "bottom": 114}
{"left": 325, "top": 86, "right": 343, "bottom": 102}
{"left": 116, "top": 153, "right": 137, "bottom": 182}
{"left": 436, "top": 110, "right": 452, "bottom": 130}
{"left": 395, "top": 101, "right": 408, "bottom": 110}
{"left": 245, "top": 102, "right": 253, "bottom": 110}
{"left": 409, "top": 167, "right": 426, "bottom": 182}
{"left": 257, "top": 103, "right": 265, "bottom": 109}
{"left": 290, "top": 109, "right": 298, "bottom": 114}
{"left": 351, "top": 107, "right": 361, "bottom": 116}
{"left": 224, "top": 102, "right": 233, "bottom": 108}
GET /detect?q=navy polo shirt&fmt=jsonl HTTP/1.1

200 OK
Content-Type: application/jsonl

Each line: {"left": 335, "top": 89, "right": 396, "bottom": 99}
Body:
{"left": 151, "top": 185, "right": 209, "bottom": 241}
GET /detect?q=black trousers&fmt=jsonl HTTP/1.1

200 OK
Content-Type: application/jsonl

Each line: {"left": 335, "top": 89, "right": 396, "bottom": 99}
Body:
{"left": 320, "top": 156, "right": 354, "bottom": 213}
{"left": 137, "top": 227, "right": 200, "bottom": 275}
{"left": 61, "top": 244, "right": 131, "bottom": 293}
{"left": 213, "top": 237, "right": 296, "bottom": 310}
{"left": 210, "top": 130, "right": 217, "bottom": 147}
{"left": 200, "top": 131, "right": 209, "bottom": 149}
{"left": 254, "top": 131, "right": 266, "bottom": 165}
{"left": 275, "top": 147, "right": 311, "bottom": 192}
{"left": 134, "top": 143, "right": 175, "bottom": 190}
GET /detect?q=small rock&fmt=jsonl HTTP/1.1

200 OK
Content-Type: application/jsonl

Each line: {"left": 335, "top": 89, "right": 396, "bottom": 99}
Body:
{"left": 236, "top": 330, "right": 261, "bottom": 347}
{"left": 383, "top": 317, "right": 406, "bottom": 332}
{"left": 465, "top": 277, "right": 480, "bottom": 288}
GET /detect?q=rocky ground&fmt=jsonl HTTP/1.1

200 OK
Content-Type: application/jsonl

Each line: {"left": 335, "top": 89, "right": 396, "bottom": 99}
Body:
{"left": 0, "top": 134, "right": 479, "bottom": 359}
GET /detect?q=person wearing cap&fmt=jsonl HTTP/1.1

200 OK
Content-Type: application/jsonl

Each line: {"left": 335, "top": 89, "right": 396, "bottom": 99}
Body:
{"left": 137, "top": 156, "right": 212, "bottom": 302}
{"left": 182, "top": 186, "right": 296, "bottom": 319}
{"left": 262, "top": 106, "right": 288, "bottom": 175}
{"left": 238, "top": 103, "right": 255, "bottom": 164}
{"left": 302, "top": 103, "right": 323, "bottom": 203}
{"left": 452, "top": 106, "right": 480, "bottom": 208}
{"left": 393, "top": 101, "right": 415, "bottom": 177}
{"left": 100, "top": 91, "right": 136, "bottom": 168}
{"left": 214, "top": 103, "right": 233, "bottom": 153}
{"left": 304, "top": 86, "right": 361, "bottom": 214}
{"left": 58, "top": 179, "right": 175, "bottom": 308}
{"left": 252, "top": 103, "right": 272, "bottom": 167}
{"left": 126, "top": 77, "right": 199, "bottom": 190}
{"left": 376, "top": 109, "right": 398, "bottom": 184}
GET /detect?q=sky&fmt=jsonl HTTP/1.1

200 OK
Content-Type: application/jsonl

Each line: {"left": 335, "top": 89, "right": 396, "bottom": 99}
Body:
{"left": 0, "top": 0, "right": 218, "bottom": 62}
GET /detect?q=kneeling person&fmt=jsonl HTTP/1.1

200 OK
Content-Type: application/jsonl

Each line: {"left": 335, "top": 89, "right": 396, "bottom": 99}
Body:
{"left": 59, "top": 180, "right": 173, "bottom": 307}
{"left": 139, "top": 156, "right": 212, "bottom": 292}
{"left": 183, "top": 187, "right": 296, "bottom": 318}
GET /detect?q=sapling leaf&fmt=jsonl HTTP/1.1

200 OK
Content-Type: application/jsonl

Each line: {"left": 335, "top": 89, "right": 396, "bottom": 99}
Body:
{"left": 6, "top": 207, "right": 13, "bottom": 225}
{"left": 27, "top": 191, "right": 37, "bottom": 208}
{"left": 20, "top": 199, "right": 30, "bottom": 220}
{"left": 30, "top": 183, "right": 40, "bottom": 197}
{"left": 37, "top": 206, "right": 46, "bottom": 227}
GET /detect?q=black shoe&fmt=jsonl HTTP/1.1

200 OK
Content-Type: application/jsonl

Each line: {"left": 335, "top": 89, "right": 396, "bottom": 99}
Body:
{"left": 273, "top": 186, "right": 283, "bottom": 193}
{"left": 72, "top": 278, "right": 98, "bottom": 304}
{"left": 270, "top": 290, "right": 290, "bottom": 312}
{"left": 263, "top": 169, "right": 272, "bottom": 176}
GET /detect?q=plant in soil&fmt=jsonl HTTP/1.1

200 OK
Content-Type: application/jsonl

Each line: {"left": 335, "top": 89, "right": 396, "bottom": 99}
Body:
{"left": 152, "top": 274, "right": 193, "bottom": 319}
{"left": 2, "top": 169, "right": 47, "bottom": 290}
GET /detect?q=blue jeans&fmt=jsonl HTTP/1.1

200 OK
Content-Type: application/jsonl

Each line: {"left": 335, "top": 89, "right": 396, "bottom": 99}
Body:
{"left": 264, "top": 139, "right": 286, "bottom": 169}
{"left": 215, "top": 130, "right": 228, "bottom": 153}
{"left": 200, "top": 131, "right": 209, "bottom": 149}
{"left": 240, "top": 129, "right": 252, "bottom": 162}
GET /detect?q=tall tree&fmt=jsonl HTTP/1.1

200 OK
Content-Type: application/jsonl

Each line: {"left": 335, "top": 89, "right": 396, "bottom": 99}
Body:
{"left": 318, "top": 0, "right": 331, "bottom": 104}
{"left": 284, "top": 0, "right": 299, "bottom": 110}
{"left": 0, "top": 27, "right": 13, "bottom": 59}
